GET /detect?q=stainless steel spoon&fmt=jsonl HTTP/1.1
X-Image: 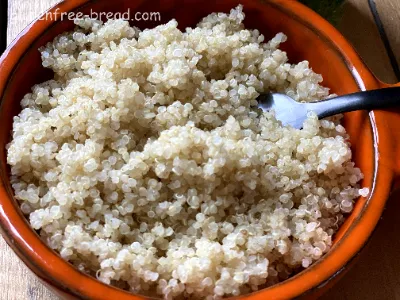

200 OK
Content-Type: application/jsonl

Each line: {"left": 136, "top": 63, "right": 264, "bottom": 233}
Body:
{"left": 257, "top": 87, "right": 400, "bottom": 129}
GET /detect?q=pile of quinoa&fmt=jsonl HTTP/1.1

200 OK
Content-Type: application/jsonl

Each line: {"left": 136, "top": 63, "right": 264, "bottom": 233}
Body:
{"left": 7, "top": 6, "right": 369, "bottom": 299}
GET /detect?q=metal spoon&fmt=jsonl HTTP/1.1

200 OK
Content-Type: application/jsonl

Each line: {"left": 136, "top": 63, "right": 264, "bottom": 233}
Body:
{"left": 257, "top": 87, "right": 400, "bottom": 129}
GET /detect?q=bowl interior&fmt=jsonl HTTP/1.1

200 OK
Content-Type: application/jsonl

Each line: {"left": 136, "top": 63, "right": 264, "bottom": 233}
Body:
{"left": 0, "top": 0, "right": 375, "bottom": 297}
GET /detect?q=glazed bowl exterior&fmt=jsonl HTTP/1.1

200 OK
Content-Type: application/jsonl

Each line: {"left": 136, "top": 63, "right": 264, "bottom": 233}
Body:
{"left": 1, "top": 0, "right": 400, "bottom": 299}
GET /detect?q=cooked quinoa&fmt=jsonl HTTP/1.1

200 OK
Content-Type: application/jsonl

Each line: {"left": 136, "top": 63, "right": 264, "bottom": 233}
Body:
{"left": 7, "top": 5, "right": 368, "bottom": 299}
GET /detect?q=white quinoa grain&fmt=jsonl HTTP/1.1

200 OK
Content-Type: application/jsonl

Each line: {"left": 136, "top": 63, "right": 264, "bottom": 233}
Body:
{"left": 7, "top": 5, "right": 366, "bottom": 299}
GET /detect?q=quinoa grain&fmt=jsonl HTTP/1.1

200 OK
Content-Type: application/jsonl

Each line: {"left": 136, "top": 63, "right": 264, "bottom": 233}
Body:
{"left": 7, "top": 6, "right": 368, "bottom": 299}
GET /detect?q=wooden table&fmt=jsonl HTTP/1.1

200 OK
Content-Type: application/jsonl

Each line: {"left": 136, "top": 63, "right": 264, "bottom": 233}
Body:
{"left": 3, "top": 0, "right": 400, "bottom": 299}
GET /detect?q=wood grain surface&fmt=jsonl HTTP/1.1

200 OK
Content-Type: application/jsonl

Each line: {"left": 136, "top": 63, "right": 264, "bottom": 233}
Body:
{"left": 3, "top": 0, "right": 400, "bottom": 299}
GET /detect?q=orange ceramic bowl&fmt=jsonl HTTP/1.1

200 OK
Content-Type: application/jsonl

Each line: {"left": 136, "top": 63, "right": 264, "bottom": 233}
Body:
{"left": 1, "top": 0, "right": 400, "bottom": 299}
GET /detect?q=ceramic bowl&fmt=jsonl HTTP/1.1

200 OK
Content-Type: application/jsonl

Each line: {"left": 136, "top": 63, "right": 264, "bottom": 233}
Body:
{"left": 1, "top": 0, "right": 400, "bottom": 299}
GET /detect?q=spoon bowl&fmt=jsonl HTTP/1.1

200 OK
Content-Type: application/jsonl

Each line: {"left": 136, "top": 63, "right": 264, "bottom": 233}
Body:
{"left": 257, "top": 92, "right": 310, "bottom": 128}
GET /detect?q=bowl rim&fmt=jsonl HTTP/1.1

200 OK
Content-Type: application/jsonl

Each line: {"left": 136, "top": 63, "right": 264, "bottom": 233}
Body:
{"left": 0, "top": 0, "right": 394, "bottom": 299}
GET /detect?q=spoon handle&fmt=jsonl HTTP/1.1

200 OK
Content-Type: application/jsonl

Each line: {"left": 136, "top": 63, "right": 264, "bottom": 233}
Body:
{"left": 305, "top": 87, "right": 400, "bottom": 119}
